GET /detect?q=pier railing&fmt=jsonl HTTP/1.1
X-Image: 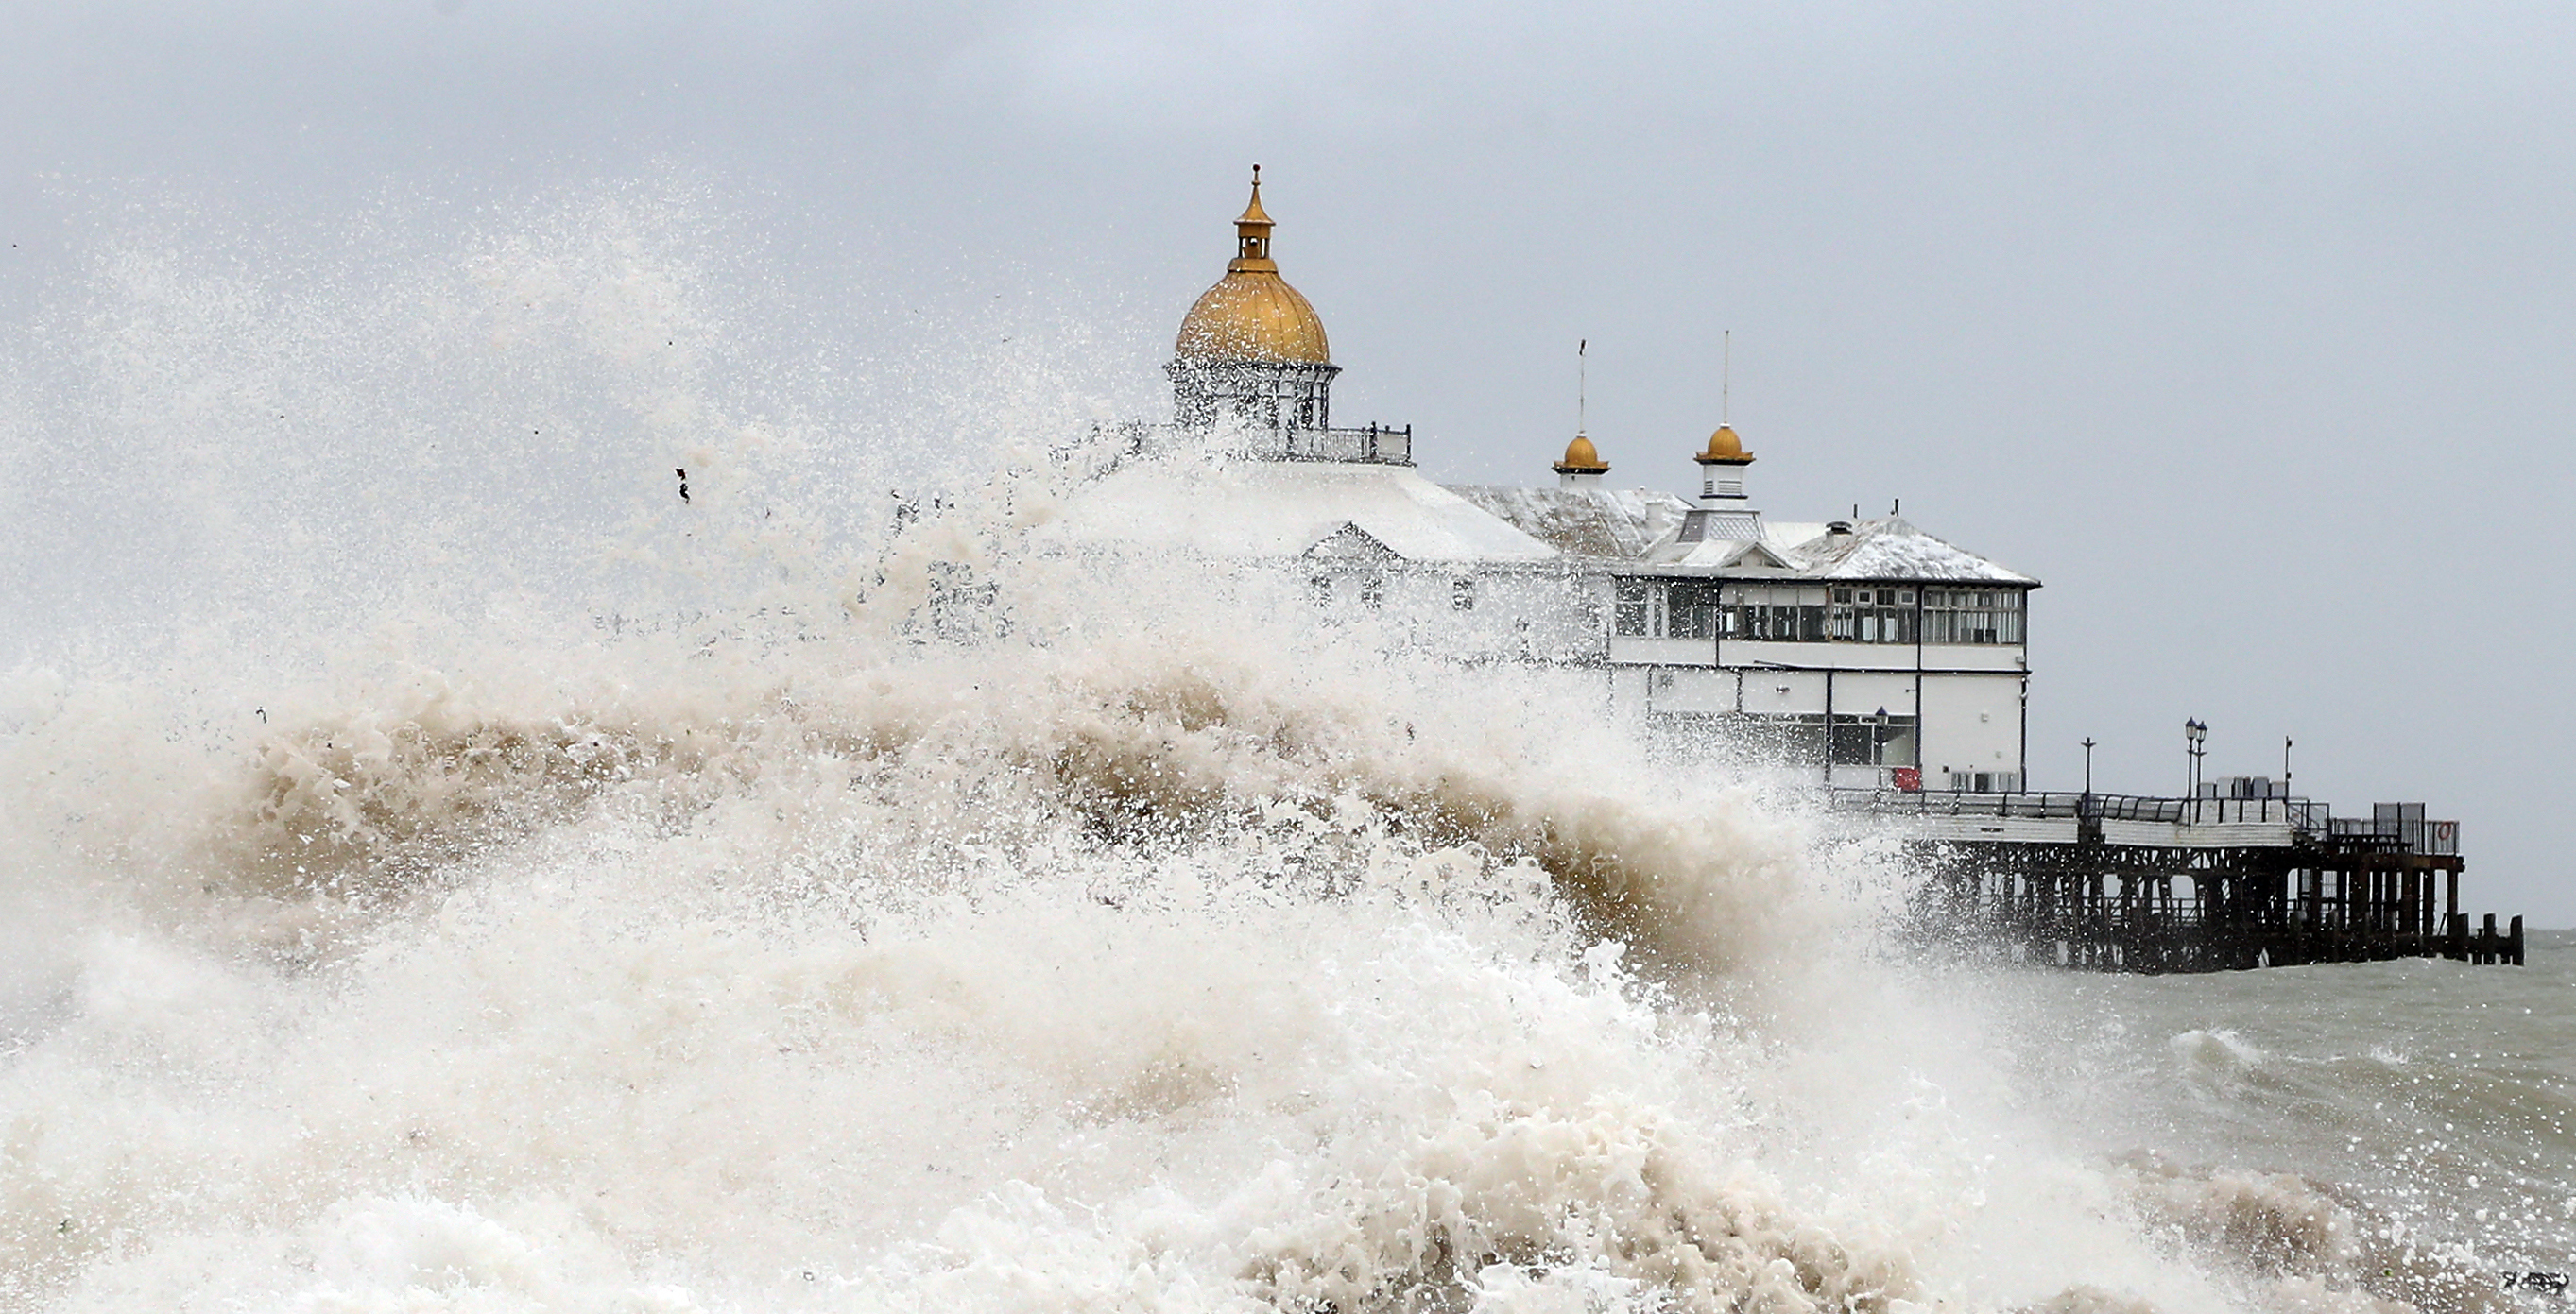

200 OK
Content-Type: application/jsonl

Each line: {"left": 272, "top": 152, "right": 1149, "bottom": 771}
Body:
{"left": 1269, "top": 423, "right": 1413, "bottom": 465}
{"left": 1829, "top": 788, "right": 2451, "bottom": 851}
{"left": 1096, "top": 421, "right": 1415, "bottom": 467}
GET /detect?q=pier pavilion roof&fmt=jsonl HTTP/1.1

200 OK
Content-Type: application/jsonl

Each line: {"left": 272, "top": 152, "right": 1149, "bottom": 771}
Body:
{"left": 1051, "top": 459, "right": 1559, "bottom": 566}
{"left": 1773, "top": 517, "right": 2036, "bottom": 584}
{"left": 1452, "top": 488, "right": 2035, "bottom": 585}
{"left": 1445, "top": 485, "right": 1692, "bottom": 559}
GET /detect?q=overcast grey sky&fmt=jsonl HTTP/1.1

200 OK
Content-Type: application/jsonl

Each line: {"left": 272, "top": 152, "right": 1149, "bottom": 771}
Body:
{"left": 5, "top": 1, "right": 2572, "bottom": 918}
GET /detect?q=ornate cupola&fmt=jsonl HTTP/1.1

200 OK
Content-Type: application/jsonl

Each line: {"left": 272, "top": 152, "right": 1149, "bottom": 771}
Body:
{"left": 1554, "top": 340, "right": 1608, "bottom": 486}
{"left": 1694, "top": 424, "right": 1754, "bottom": 507}
{"left": 1680, "top": 422, "right": 1762, "bottom": 542}
{"left": 1169, "top": 166, "right": 1342, "bottom": 435}
{"left": 1554, "top": 433, "right": 1609, "bottom": 487}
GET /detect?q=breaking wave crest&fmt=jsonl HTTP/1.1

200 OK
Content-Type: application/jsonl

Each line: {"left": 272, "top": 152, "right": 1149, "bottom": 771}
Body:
{"left": 5, "top": 545, "right": 1905, "bottom": 1313}
{"left": 172, "top": 592, "right": 1820, "bottom": 984}
{"left": 6, "top": 565, "right": 2496, "bottom": 1314}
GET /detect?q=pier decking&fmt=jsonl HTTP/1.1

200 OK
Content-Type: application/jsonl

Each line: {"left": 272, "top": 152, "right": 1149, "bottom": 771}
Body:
{"left": 1833, "top": 790, "right": 2521, "bottom": 972}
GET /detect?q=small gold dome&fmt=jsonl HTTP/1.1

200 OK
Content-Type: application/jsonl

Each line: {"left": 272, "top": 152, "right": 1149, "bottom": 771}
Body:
{"left": 1554, "top": 432, "right": 1608, "bottom": 474}
{"left": 1696, "top": 424, "right": 1754, "bottom": 465}
{"left": 1174, "top": 168, "right": 1331, "bottom": 366}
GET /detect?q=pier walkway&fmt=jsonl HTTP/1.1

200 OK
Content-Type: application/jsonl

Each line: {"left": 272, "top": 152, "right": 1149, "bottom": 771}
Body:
{"left": 1831, "top": 790, "right": 2522, "bottom": 972}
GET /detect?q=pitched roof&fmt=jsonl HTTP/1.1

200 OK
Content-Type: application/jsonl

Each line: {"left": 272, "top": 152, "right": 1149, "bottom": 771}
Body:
{"left": 1443, "top": 485, "right": 1692, "bottom": 559}
{"left": 1450, "top": 486, "right": 2035, "bottom": 585}
{"left": 1053, "top": 455, "right": 2031, "bottom": 584}
{"left": 1050, "top": 459, "right": 1560, "bottom": 564}
{"left": 1767, "top": 518, "right": 2036, "bottom": 584}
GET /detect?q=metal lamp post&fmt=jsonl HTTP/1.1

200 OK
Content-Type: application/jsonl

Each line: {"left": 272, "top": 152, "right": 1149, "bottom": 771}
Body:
{"left": 2184, "top": 719, "right": 2208, "bottom": 809}
{"left": 2082, "top": 736, "right": 2096, "bottom": 796}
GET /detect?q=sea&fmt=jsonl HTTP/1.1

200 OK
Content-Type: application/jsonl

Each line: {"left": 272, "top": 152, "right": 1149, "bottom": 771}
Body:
{"left": 1, "top": 204, "right": 2567, "bottom": 1314}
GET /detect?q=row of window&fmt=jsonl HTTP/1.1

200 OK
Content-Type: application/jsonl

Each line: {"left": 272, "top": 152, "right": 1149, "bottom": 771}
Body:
{"left": 1298, "top": 573, "right": 2021, "bottom": 640}
{"left": 1176, "top": 371, "right": 1333, "bottom": 430}
{"left": 1613, "top": 580, "right": 2026, "bottom": 644}
{"left": 1308, "top": 576, "right": 1480, "bottom": 611}
{"left": 1659, "top": 711, "right": 1923, "bottom": 766}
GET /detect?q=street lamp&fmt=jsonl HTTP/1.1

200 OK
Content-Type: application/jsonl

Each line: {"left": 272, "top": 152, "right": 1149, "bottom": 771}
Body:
{"left": 2184, "top": 719, "right": 2208, "bottom": 800}
{"left": 2082, "top": 736, "right": 2097, "bottom": 796}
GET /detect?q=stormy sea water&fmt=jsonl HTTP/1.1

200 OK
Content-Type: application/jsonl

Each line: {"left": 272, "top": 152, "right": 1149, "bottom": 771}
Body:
{"left": 2, "top": 197, "right": 2568, "bottom": 1314}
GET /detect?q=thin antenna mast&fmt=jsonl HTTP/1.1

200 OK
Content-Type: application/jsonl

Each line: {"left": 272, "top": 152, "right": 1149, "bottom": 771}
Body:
{"left": 1578, "top": 338, "right": 1588, "bottom": 434}
{"left": 1722, "top": 329, "right": 1732, "bottom": 425}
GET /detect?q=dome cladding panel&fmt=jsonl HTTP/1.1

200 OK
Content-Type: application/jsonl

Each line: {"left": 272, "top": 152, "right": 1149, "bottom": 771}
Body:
{"left": 1176, "top": 272, "right": 1331, "bottom": 366}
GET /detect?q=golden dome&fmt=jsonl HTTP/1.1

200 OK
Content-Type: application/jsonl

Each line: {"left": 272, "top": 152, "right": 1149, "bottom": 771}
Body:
{"left": 1554, "top": 432, "right": 1608, "bottom": 474}
{"left": 1696, "top": 423, "right": 1754, "bottom": 465}
{"left": 1174, "top": 167, "right": 1331, "bottom": 366}
{"left": 1176, "top": 276, "right": 1331, "bottom": 365}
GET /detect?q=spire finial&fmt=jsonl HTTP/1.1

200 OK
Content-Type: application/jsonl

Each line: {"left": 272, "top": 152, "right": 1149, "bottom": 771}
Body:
{"left": 1230, "top": 165, "right": 1276, "bottom": 268}
{"left": 1697, "top": 331, "right": 1754, "bottom": 470}
{"left": 1555, "top": 338, "right": 1610, "bottom": 478}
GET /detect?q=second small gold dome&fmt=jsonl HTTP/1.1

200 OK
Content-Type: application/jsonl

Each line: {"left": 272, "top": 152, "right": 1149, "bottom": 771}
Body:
{"left": 1555, "top": 433, "right": 1608, "bottom": 473}
{"left": 1699, "top": 424, "right": 1753, "bottom": 463}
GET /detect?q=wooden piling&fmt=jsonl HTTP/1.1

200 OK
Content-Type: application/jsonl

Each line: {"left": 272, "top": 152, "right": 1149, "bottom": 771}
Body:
{"left": 1908, "top": 834, "right": 2508, "bottom": 973}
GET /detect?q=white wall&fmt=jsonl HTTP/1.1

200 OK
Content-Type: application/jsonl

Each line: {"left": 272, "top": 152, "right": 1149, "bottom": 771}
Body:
{"left": 1916, "top": 645, "right": 2028, "bottom": 674}
{"left": 1830, "top": 672, "right": 1917, "bottom": 718}
{"left": 1608, "top": 637, "right": 1717, "bottom": 667}
{"left": 1310, "top": 564, "right": 1597, "bottom": 662}
{"left": 1918, "top": 672, "right": 2027, "bottom": 784}
{"left": 1640, "top": 665, "right": 1737, "bottom": 714}
{"left": 1735, "top": 668, "right": 1828, "bottom": 716}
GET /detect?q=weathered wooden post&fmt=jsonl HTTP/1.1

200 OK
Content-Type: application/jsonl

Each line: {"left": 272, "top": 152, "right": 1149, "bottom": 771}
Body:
{"left": 2509, "top": 914, "right": 2525, "bottom": 967}
{"left": 2421, "top": 869, "right": 2438, "bottom": 947}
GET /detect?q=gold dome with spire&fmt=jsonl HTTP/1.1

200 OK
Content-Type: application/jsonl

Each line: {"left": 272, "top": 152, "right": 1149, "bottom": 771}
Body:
{"left": 1554, "top": 432, "right": 1608, "bottom": 474}
{"left": 1175, "top": 166, "right": 1332, "bottom": 366}
{"left": 1696, "top": 424, "right": 1753, "bottom": 465}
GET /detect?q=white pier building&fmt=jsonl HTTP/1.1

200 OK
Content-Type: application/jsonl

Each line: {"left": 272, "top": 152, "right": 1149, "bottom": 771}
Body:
{"left": 1072, "top": 172, "right": 2038, "bottom": 792}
